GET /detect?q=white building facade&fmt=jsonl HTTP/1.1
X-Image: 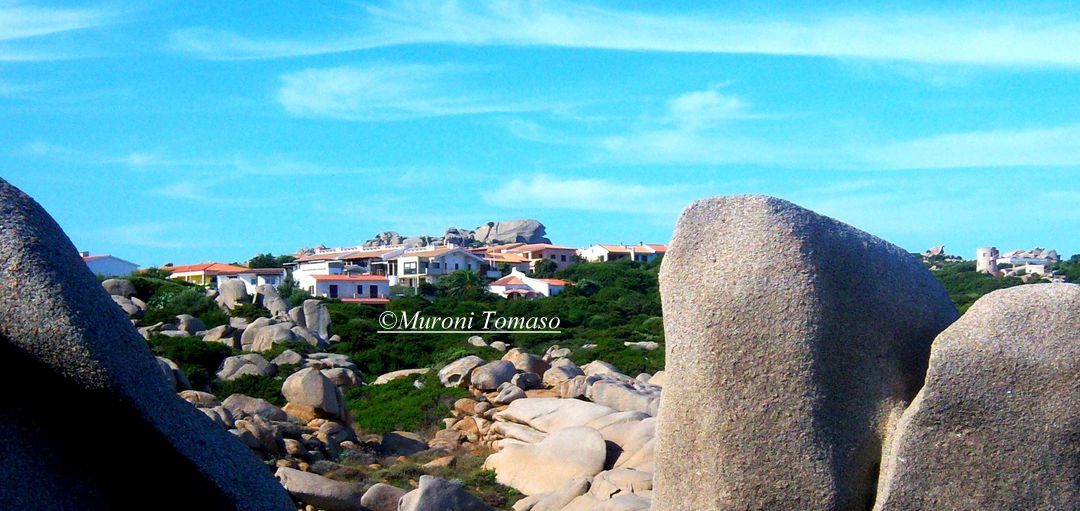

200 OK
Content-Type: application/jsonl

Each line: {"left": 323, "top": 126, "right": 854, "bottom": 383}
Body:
{"left": 82, "top": 253, "right": 138, "bottom": 277}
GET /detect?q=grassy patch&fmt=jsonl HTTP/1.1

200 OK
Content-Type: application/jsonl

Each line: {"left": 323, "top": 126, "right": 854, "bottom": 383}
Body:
{"left": 344, "top": 371, "right": 468, "bottom": 435}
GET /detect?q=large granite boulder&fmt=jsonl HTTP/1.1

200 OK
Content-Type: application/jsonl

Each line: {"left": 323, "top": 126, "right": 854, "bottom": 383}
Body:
{"left": 302, "top": 299, "right": 331, "bottom": 340}
{"left": 0, "top": 178, "right": 293, "bottom": 509}
{"left": 473, "top": 219, "right": 551, "bottom": 245}
{"left": 101, "top": 278, "right": 136, "bottom": 298}
{"left": 655, "top": 196, "right": 957, "bottom": 511}
{"left": 470, "top": 360, "right": 516, "bottom": 391}
{"left": 216, "top": 278, "right": 249, "bottom": 310}
{"left": 254, "top": 283, "right": 289, "bottom": 317}
{"left": 438, "top": 355, "right": 486, "bottom": 388}
{"left": 275, "top": 467, "right": 365, "bottom": 511}
{"left": 281, "top": 367, "right": 348, "bottom": 423}
{"left": 398, "top": 475, "right": 494, "bottom": 511}
{"left": 484, "top": 426, "right": 607, "bottom": 495}
{"left": 876, "top": 283, "right": 1080, "bottom": 510}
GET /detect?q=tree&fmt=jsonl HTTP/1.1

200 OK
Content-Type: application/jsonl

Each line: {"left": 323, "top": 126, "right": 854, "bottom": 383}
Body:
{"left": 247, "top": 253, "right": 296, "bottom": 268}
{"left": 531, "top": 259, "right": 558, "bottom": 278}
{"left": 436, "top": 270, "right": 491, "bottom": 300}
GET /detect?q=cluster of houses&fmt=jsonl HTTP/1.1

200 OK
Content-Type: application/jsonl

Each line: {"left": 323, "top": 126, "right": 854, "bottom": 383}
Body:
{"left": 80, "top": 242, "right": 669, "bottom": 304}
{"left": 976, "top": 246, "right": 1063, "bottom": 280}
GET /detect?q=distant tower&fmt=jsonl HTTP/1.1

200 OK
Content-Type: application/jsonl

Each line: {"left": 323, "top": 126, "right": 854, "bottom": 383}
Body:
{"left": 976, "top": 247, "right": 1000, "bottom": 275}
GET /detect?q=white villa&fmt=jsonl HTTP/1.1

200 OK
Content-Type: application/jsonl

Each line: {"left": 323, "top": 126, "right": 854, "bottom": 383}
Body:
{"left": 289, "top": 245, "right": 407, "bottom": 292}
{"left": 81, "top": 252, "right": 138, "bottom": 277}
{"left": 488, "top": 268, "right": 567, "bottom": 299}
{"left": 580, "top": 243, "right": 668, "bottom": 263}
{"left": 166, "top": 262, "right": 285, "bottom": 294}
{"left": 308, "top": 274, "right": 390, "bottom": 304}
{"left": 387, "top": 244, "right": 487, "bottom": 288}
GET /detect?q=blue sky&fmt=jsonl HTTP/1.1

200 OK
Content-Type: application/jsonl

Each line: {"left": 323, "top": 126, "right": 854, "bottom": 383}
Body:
{"left": 2, "top": 1, "right": 1078, "bottom": 267}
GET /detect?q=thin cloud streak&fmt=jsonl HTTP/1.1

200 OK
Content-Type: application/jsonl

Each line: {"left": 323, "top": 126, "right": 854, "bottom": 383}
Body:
{"left": 0, "top": 3, "right": 121, "bottom": 61}
{"left": 277, "top": 63, "right": 546, "bottom": 121}
{"left": 485, "top": 174, "right": 695, "bottom": 215}
{"left": 173, "top": 1, "right": 1080, "bottom": 67}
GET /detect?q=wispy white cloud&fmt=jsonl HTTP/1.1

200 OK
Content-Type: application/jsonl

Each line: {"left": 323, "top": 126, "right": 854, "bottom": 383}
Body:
{"left": 277, "top": 63, "right": 542, "bottom": 120}
{"left": 484, "top": 173, "right": 695, "bottom": 215}
{"left": 0, "top": 3, "right": 119, "bottom": 61}
{"left": 859, "top": 124, "right": 1080, "bottom": 169}
{"left": 173, "top": 1, "right": 1080, "bottom": 67}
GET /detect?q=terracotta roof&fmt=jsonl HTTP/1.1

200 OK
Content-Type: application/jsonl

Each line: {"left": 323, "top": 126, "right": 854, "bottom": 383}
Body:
{"left": 509, "top": 243, "right": 577, "bottom": 252}
{"left": 484, "top": 252, "right": 530, "bottom": 263}
{"left": 539, "top": 278, "right": 567, "bottom": 286}
{"left": 237, "top": 268, "right": 286, "bottom": 275}
{"left": 492, "top": 276, "right": 526, "bottom": 286}
{"left": 166, "top": 262, "right": 251, "bottom": 275}
{"left": 311, "top": 274, "right": 388, "bottom": 282}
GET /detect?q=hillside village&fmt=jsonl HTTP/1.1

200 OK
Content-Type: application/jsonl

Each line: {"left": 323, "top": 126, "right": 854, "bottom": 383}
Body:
{"left": 82, "top": 219, "right": 668, "bottom": 303}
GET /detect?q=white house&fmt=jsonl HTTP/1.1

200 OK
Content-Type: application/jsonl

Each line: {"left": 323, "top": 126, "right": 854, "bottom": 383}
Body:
{"left": 166, "top": 262, "right": 285, "bottom": 293}
{"left": 387, "top": 244, "right": 486, "bottom": 288}
{"left": 489, "top": 268, "right": 567, "bottom": 299}
{"left": 81, "top": 252, "right": 138, "bottom": 277}
{"left": 289, "top": 245, "right": 407, "bottom": 295}
{"left": 216, "top": 268, "right": 287, "bottom": 295}
{"left": 579, "top": 243, "right": 668, "bottom": 263}
{"left": 308, "top": 274, "right": 391, "bottom": 304}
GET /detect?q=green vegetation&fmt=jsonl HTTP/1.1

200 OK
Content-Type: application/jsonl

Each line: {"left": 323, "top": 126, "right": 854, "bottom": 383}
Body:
{"left": 344, "top": 371, "right": 468, "bottom": 435}
{"left": 146, "top": 334, "right": 234, "bottom": 389}
{"left": 143, "top": 286, "right": 229, "bottom": 327}
{"left": 1050, "top": 254, "right": 1080, "bottom": 283}
{"left": 247, "top": 252, "right": 296, "bottom": 268}
{"left": 212, "top": 373, "right": 289, "bottom": 406}
{"left": 529, "top": 259, "right": 558, "bottom": 278}
{"left": 931, "top": 260, "right": 1035, "bottom": 314}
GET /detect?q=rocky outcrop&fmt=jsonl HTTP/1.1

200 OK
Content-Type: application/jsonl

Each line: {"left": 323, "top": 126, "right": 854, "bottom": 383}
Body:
{"left": 373, "top": 368, "right": 430, "bottom": 385}
{"left": 439, "top": 355, "right": 486, "bottom": 388}
{"left": 216, "top": 278, "right": 249, "bottom": 310}
{"left": 361, "top": 483, "right": 408, "bottom": 511}
{"left": 217, "top": 354, "right": 274, "bottom": 381}
{"left": 0, "top": 178, "right": 293, "bottom": 509}
{"left": 655, "top": 196, "right": 957, "bottom": 511}
{"left": 363, "top": 219, "right": 550, "bottom": 248}
{"left": 485, "top": 427, "right": 607, "bottom": 495}
{"left": 875, "top": 283, "right": 1080, "bottom": 510}
{"left": 472, "top": 360, "right": 516, "bottom": 391}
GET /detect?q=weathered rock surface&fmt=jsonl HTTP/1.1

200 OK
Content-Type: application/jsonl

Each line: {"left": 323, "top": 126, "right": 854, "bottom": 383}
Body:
{"left": 373, "top": 367, "right": 430, "bottom": 385}
{"left": 275, "top": 467, "right": 365, "bottom": 511}
{"left": 471, "top": 360, "right": 516, "bottom": 391}
{"left": 485, "top": 427, "right": 607, "bottom": 495}
{"left": 255, "top": 284, "right": 289, "bottom": 317}
{"left": 875, "top": 283, "right": 1080, "bottom": 510}
{"left": 222, "top": 393, "right": 288, "bottom": 422}
{"left": 302, "top": 299, "right": 331, "bottom": 340}
{"left": 217, "top": 354, "right": 274, "bottom": 381}
{"left": 0, "top": 178, "right": 293, "bottom": 510}
{"left": 503, "top": 348, "right": 551, "bottom": 376}
{"left": 175, "top": 314, "right": 206, "bottom": 335}
{"left": 250, "top": 323, "right": 298, "bottom": 352}
{"left": 439, "top": 355, "right": 486, "bottom": 387}
{"left": 655, "top": 195, "right": 958, "bottom": 511}
{"left": 101, "top": 278, "right": 136, "bottom": 297}
{"left": 361, "top": 483, "right": 407, "bottom": 511}
{"left": 216, "top": 278, "right": 249, "bottom": 310}
{"left": 281, "top": 367, "right": 348, "bottom": 423}
{"left": 399, "top": 475, "right": 495, "bottom": 511}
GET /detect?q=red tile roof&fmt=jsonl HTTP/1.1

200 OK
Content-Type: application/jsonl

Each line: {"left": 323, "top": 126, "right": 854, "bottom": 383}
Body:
{"left": 166, "top": 262, "right": 252, "bottom": 275}
{"left": 539, "top": 278, "right": 567, "bottom": 286}
{"left": 492, "top": 276, "right": 526, "bottom": 286}
{"left": 598, "top": 244, "right": 668, "bottom": 254}
{"left": 311, "top": 274, "right": 388, "bottom": 282}
{"left": 510, "top": 243, "right": 577, "bottom": 252}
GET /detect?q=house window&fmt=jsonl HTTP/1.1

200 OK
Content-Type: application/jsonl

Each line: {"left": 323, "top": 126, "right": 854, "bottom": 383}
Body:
{"left": 369, "top": 285, "right": 378, "bottom": 298}
{"left": 433, "top": 262, "right": 440, "bottom": 269}
{"left": 357, "top": 285, "right": 363, "bottom": 296}
{"left": 560, "top": 255, "right": 567, "bottom": 262}
{"left": 454, "top": 263, "right": 460, "bottom": 270}
{"left": 466, "top": 263, "right": 472, "bottom": 270}
{"left": 404, "top": 262, "right": 417, "bottom": 275}
{"left": 550, "top": 254, "right": 556, "bottom": 260}
{"left": 329, "top": 284, "right": 338, "bottom": 298}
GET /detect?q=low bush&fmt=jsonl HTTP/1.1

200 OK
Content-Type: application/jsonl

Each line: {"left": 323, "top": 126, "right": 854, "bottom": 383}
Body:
{"left": 143, "top": 287, "right": 229, "bottom": 327}
{"left": 212, "top": 373, "right": 289, "bottom": 406}
{"left": 146, "top": 334, "right": 235, "bottom": 389}
{"left": 344, "top": 371, "right": 468, "bottom": 435}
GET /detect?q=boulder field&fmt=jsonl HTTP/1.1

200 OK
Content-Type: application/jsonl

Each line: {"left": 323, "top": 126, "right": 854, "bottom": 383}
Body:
{"left": 3, "top": 179, "right": 1076, "bottom": 511}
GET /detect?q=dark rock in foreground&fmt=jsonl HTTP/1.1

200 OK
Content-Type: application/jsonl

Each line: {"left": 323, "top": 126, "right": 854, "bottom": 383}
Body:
{"left": 0, "top": 178, "right": 293, "bottom": 510}
{"left": 876, "top": 283, "right": 1080, "bottom": 510}
{"left": 655, "top": 195, "right": 957, "bottom": 511}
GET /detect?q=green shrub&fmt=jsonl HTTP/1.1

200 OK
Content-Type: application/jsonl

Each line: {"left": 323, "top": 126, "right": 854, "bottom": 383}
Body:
{"left": 229, "top": 302, "right": 271, "bottom": 321}
{"left": 569, "top": 337, "right": 664, "bottom": 375}
{"left": 344, "top": 371, "right": 468, "bottom": 435}
{"left": 143, "top": 287, "right": 228, "bottom": 327}
{"left": 212, "top": 373, "right": 288, "bottom": 406}
{"left": 147, "top": 334, "right": 235, "bottom": 389}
